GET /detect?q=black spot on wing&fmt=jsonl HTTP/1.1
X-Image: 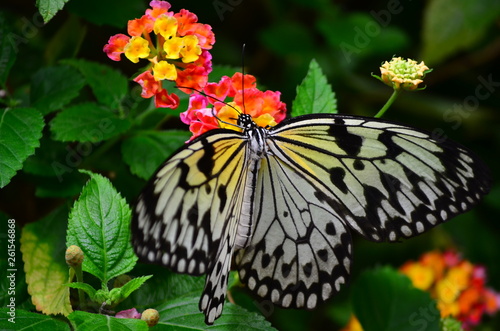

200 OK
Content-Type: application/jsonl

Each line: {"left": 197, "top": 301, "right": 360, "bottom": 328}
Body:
{"left": 217, "top": 184, "right": 227, "bottom": 213}
{"left": 330, "top": 167, "right": 348, "bottom": 194}
{"left": 197, "top": 137, "right": 215, "bottom": 178}
{"left": 328, "top": 120, "right": 363, "bottom": 156}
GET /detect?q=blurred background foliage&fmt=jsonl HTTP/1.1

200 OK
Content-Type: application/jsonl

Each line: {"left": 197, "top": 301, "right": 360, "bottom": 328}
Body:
{"left": 1, "top": 0, "right": 499, "bottom": 330}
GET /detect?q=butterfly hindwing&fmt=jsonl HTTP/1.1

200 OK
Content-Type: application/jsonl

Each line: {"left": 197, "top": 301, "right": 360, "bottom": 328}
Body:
{"left": 236, "top": 150, "right": 352, "bottom": 309}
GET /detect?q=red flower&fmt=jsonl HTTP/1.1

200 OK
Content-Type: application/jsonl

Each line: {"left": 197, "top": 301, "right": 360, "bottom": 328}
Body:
{"left": 103, "top": 34, "right": 130, "bottom": 61}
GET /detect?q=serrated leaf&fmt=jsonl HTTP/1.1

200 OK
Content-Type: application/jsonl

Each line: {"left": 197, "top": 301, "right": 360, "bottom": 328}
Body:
{"left": 292, "top": 59, "right": 337, "bottom": 116}
{"left": 422, "top": 0, "right": 500, "bottom": 64}
{"left": 66, "top": 170, "right": 136, "bottom": 284}
{"left": 36, "top": 0, "right": 69, "bottom": 23}
{"left": 63, "top": 59, "right": 128, "bottom": 109}
{"left": 50, "top": 102, "right": 131, "bottom": 142}
{"left": 0, "top": 308, "right": 70, "bottom": 330}
{"left": 156, "top": 296, "right": 277, "bottom": 330}
{"left": 115, "top": 275, "right": 153, "bottom": 303}
{"left": 122, "top": 130, "right": 190, "bottom": 180}
{"left": 68, "top": 310, "right": 148, "bottom": 331}
{"left": 0, "top": 108, "right": 44, "bottom": 188}
{"left": 352, "top": 267, "right": 439, "bottom": 331}
{"left": 30, "top": 65, "right": 85, "bottom": 114}
{"left": 19, "top": 206, "right": 72, "bottom": 316}
{"left": 0, "top": 13, "right": 16, "bottom": 86}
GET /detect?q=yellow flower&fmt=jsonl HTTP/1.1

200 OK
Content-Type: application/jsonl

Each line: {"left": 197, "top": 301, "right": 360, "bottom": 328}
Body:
{"left": 154, "top": 15, "right": 178, "bottom": 39}
{"left": 180, "top": 35, "right": 202, "bottom": 63}
{"left": 253, "top": 113, "right": 277, "bottom": 128}
{"left": 376, "top": 57, "right": 431, "bottom": 91}
{"left": 153, "top": 60, "right": 177, "bottom": 81}
{"left": 438, "top": 300, "right": 460, "bottom": 318}
{"left": 163, "top": 36, "right": 184, "bottom": 59}
{"left": 217, "top": 103, "right": 241, "bottom": 131}
{"left": 436, "top": 278, "right": 461, "bottom": 304}
{"left": 447, "top": 262, "right": 473, "bottom": 292}
{"left": 124, "top": 36, "right": 150, "bottom": 63}
{"left": 400, "top": 262, "right": 434, "bottom": 291}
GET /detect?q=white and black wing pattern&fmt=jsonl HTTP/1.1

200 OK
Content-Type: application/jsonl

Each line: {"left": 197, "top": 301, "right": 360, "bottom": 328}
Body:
{"left": 132, "top": 129, "right": 252, "bottom": 324}
{"left": 236, "top": 113, "right": 490, "bottom": 310}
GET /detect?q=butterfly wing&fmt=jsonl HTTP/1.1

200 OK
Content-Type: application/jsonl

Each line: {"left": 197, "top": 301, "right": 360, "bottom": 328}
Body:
{"left": 236, "top": 113, "right": 490, "bottom": 308}
{"left": 132, "top": 129, "right": 250, "bottom": 323}
{"left": 269, "top": 114, "right": 490, "bottom": 242}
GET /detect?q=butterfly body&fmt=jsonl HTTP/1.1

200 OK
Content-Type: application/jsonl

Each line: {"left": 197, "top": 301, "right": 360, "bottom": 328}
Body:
{"left": 132, "top": 113, "right": 490, "bottom": 324}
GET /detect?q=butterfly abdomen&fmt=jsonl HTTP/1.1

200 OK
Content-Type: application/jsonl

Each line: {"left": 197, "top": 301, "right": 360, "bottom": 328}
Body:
{"left": 235, "top": 126, "right": 268, "bottom": 248}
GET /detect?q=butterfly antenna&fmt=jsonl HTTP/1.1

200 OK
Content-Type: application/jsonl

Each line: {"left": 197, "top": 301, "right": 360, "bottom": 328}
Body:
{"left": 241, "top": 44, "right": 247, "bottom": 115}
{"left": 176, "top": 85, "right": 243, "bottom": 130}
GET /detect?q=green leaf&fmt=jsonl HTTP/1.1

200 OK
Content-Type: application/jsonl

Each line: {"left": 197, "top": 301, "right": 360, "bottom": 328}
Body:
{"left": 66, "top": 170, "right": 136, "bottom": 284}
{"left": 30, "top": 65, "right": 85, "bottom": 114}
{"left": 352, "top": 267, "right": 439, "bottom": 331}
{"left": 50, "top": 102, "right": 131, "bottom": 142}
{"left": 111, "top": 275, "right": 152, "bottom": 305}
{"left": 63, "top": 59, "right": 128, "bottom": 109}
{"left": 36, "top": 0, "right": 69, "bottom": 23}
{"left": 0, "top": 108, "right": 44, "bottom": 188}
{"left": 0, "top": 308, "right": 70, "bottom": 330}
{"left": 156, "top": 296, "right": 277, "bottom": 330}
{"left": 121, "top": 130, "right": 190, "bottom": 180}
{"left": 422, "top": 0, "right": 500, "bottom": 64}
{"left": 65, "top": 282, "right": 97, "bottom": 301}
{"left": 20, "top": 206, "right": 72, "bottom": 316}
{"left": 0, "top": 13, "right": 16, "bottom": 87}
{"left": 68, "top": 310, "right": 148, "bottom": 331}
{"left": 292, "top": 59, "right": 337, "bottom": 116}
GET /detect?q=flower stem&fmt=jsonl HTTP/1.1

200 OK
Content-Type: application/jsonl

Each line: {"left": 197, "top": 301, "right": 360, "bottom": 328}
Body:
{"left": 74, "top": 265, "right": 86, "bottom": 310}
{"left": 375, "top": 89, "right": 400, "bottom": 118}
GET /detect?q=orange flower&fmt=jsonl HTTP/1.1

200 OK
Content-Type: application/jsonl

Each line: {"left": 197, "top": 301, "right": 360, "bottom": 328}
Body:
{"left": 180, "top": 72, "right": 287, "bottom": 139}
{"left": 103, "top": 1, "right": 214, "bottom": 108}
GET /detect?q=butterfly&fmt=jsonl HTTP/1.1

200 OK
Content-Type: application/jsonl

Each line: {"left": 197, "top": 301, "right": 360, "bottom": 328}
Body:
{"left": 132, "top": 112, "right": 491, "bottom": 324}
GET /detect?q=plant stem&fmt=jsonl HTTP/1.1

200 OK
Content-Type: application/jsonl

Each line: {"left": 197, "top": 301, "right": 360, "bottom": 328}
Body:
{"left": 375, "top": 89, "right": 400, "bottom": 118}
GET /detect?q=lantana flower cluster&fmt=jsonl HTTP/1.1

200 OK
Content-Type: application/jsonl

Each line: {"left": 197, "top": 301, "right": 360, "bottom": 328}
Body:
{"left": 103, "top": 1, "right": 215, "bottom": 108}
{"left": 373, "top": 56, "right": 431, "bottom": 91}
{"left": 180, "top": 72, "right": 287, "bottom": 139}
{"left": 342, "top": 251, "right": 500, "bottom": 331}
{"left": 400, "top": 250, "right": 500, "bottom": 329}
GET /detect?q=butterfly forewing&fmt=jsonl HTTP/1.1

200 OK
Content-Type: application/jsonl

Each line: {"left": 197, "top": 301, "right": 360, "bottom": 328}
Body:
{"left": 268, "top": 114, "right": 491, "bottom": 242}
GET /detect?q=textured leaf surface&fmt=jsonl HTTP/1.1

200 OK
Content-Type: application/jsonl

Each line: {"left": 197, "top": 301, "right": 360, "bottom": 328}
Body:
{"left": 156, "top": 296, "right": 277, "bottom": 330}
{"left": 0, "top": 308, "right": 70, "bottom": 330}
{"left": 30, "top": 65, "right": 85, "bottom": 114}
{"left": 0, "top": 108, "right": 44, "bottom": 188}
{"left": 66, "top": 170, "right": 136, "bottom": 283}
{"left": 50, "top": 102, "right": 131, "bottom": 142}
{"left": 63, "top": 59, "right": 128, "bottom": 108}
{"left": 36, "top": 0, "right": 70, "bottom": 23}
{"left": 68, "top": 310, "right": 147, "bottom": 331}
{"left": 20, "top": 207, "right": 72, "bottom": 316}
{"left": 292, "top": 59, "right": 337, "bottom": 116}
